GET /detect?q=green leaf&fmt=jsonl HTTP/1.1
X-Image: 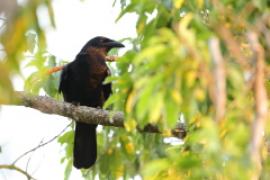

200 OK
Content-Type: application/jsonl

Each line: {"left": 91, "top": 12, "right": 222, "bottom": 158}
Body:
{"left": 58, "top": 130, "right": 74, "bottom": 145}
{"left": 142, "top": 159, "right": 170, "bottom": 177}
{"left": 164, "top": 95, "right": 179, "bottom": 128}
{"left": 64, "top": 159, "right": 72, "bottom": 180}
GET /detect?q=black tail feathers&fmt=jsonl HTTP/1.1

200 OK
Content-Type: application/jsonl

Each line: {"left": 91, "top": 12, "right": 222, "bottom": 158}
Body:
{"left": 73, "top": 122, "right": 97, "bottom": 169}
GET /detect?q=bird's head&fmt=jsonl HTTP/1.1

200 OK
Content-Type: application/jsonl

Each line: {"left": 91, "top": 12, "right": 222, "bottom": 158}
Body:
{"left": 81, "top": 36, "right": 124, "bottom": 61}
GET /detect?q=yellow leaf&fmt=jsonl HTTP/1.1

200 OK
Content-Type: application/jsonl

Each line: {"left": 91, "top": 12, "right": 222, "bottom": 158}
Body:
{"left": 125, "top": 91, "right": 136, "bottom": 113}
{"left": 115, "top": 165, "right": 124, "bottom": 179}
{"left": 124, "top": 119, "right": 137, "bottom": 132}
{"left": 162, "top": 129, "right": 172, "bottom": 137}
{"left": 137, "top": 21, "right": 145, "bottom": 34}
{"left": 125, "top": 142, "right": 135, "bottom": 154}
{"left": 219, "top": 127, "right": 228, "bottom": 139}
{"left": 179, "top": 13, "right": 193, "bottom": 30}
{"left": 194, "top": 88, "right": 205, "bottom": 101}
{"left": 178, "top": 13, "right": 195, "bottom": 45}
{"left": 186, "top": 71, "right": 197, "bottom": 88}
{"left": 171, "top": 90, "right": 182, "bottom": 104}
{"left": 149, "top": 93, "right": 163, "bottom": 123}
{"left": 197, "top": 0, "right": 204, "bottom": 9}
{"left": 173, "top": 0, "right": 184, "bottom": 9}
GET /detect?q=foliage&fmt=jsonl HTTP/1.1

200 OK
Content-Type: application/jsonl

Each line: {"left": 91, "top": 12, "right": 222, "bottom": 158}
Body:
{"left": 104, "top": 0, "right": 270, "bottom": 179}
{"left": 0, "top": 0, "right": 55, "bottom": 103}
{"left": 0, "top": 0, "right": 270, "bottom": 179}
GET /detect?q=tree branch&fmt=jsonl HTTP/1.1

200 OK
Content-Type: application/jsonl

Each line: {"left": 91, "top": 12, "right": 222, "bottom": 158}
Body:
{"left": 0, "top": 164, "right": 36, "bottom": 180}
{"left": 248, "top": 32, "right": 268, "bottom": 179}
{"left": 12, "top": 123, "right": 71, "bottom": 165}
{"left": 7, "top": 92, "right": 186, "bottom": 138}
{"left": 209, "top": 37, "right": 226, "bottom": 122}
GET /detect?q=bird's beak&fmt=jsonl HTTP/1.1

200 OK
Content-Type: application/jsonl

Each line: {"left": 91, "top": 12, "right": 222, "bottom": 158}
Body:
{"left": 103, "top": 40, "right": 124, "bottom": 62}
{"left": 103, "top": 40, "right": 125, "bottom": 48}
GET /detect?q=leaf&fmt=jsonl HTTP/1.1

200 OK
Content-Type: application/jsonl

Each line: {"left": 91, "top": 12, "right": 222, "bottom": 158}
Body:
{"left": 24, "top": 71, "right": 47, "bottom": 94}
{"left": 103, "top": 76, "right": 118, "bottom": 84}
{"left": 25, "top": 31, "right": 37, "bottom": 53}
{"left": 135, "top": 83, "right": 154, "bottom": 126}
{"left": 149, "top": 92, "right": 163, "bottom": 124}
{"left": 103, "top": 93, "right": 119, "bottom": 109}
{"left": 196, "top": 0, "right": 204, "bottom": 9}
{"left": 43, "top": 71, "right": 59, "bottom": 97}
{"left": 115, "top": 3, "right": 136, "bottom": 22}
{"left": 58, "top": 130, "right": 74, "bottom": 145}
{"left": 186, "top": 70, "right": 197, "bottom": 88}
{"left": 44, "top": 0, "right": 56, "bottom": 28}
{"left": 178, "top": 13, "right": 195, "bottom": 44}
{"left": 124, "top": 119, "right": 137, "bottom": 132}
{"left": 171, "top": 89, "right": 182, "bottom": 104}
{"left": 64, "top": 160, "right": 72, "bottom": 180}
{"left": 142, "top": 159, "right": 170, "bottom": 177}
{"left": 164, "top": 95, "right": 179, "bottom": 128}
{"left": 173, "top": 0, "right": 184, "bottom": 9}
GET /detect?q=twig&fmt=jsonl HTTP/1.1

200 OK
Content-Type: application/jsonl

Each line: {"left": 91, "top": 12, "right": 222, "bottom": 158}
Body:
{"left": 217, "top": 27, "right": 249, "bottom": 69}
{"left": 210, "top": 0, "right": 250, "bottom": 69}
{"left": 25, "top": 155, "right": 32, "bottom": 174}
{"left": 12, "top": 123, "right": 71, "bottom": 165}
{"left": 248, "top": 32, "right": 268, "bottom": 179}
{"left": 0, "top": 164, "right": 36, "bottom": 180}
{"left": 47, "top": 65, "right": 64, "bottom": 75}
{"left": 209, "top": 37, "right": 226, "bottom": 122}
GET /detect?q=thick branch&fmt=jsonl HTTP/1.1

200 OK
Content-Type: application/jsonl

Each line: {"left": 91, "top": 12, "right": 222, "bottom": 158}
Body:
{"left": 248, "top": 32, "right": 268, "bottom": 179}
{"left": 8, "top": 92, "right": 186, "bottom": 138}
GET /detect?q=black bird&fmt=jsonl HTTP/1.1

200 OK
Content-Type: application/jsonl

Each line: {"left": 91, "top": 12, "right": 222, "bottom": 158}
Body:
{"left": 59, "top": 36, "right": 124, "bottom": 169}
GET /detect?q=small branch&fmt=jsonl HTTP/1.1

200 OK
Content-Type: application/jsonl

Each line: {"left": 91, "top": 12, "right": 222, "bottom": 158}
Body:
{"left": 47, "top": 65, "right": 64, "bottom": 75}
{"left": 12, "top": 123, "right": 71, "bottom": 165}
{"left": 6, "top": 92, "right": 186, "bottom": 138}
{"left": 209, "top": 37, "right": 226, "bottom": 122}
{"left": 217, "top": 27, "right": 249, "bottom": 69}
{"left": 0, "top": 164, "right": 36, "bottom": 180}
{"left": 46, "top": 56, "right": 119, "bottom": 75}
{"left": 0, "top": 123, "right": 71, "bottom": 180}
{"left": 248, "top": 32, "right": 268, "bottom": 179}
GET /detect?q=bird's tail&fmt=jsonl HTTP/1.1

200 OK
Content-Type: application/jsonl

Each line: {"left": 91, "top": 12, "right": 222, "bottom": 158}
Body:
{"left": 73, "top": 122, "right": 97, "bottom": 169}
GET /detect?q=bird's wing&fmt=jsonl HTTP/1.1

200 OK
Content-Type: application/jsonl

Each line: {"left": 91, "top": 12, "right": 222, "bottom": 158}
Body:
{"left": 59, "top": 53, "right": 111, "bottom": 106}
{"left": 58, "top": 54, "right": 90, "bottom": 103}
{"left": 101, "top": 63, "right": 112, "bottom": 100}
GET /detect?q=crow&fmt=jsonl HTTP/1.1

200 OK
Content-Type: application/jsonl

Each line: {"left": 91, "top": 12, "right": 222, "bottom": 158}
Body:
{"left": 59, "top": 36, "right": 124, "bottom": 169}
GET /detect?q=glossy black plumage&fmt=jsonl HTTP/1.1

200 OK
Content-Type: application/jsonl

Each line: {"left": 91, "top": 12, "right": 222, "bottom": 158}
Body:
{"left": 59, "top": 36, "right": 124, "bottom": 169}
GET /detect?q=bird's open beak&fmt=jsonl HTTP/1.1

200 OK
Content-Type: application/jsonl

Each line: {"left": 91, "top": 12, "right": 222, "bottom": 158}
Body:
{"left": 103, "top": 40, "right": 125, "bottom": 48}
